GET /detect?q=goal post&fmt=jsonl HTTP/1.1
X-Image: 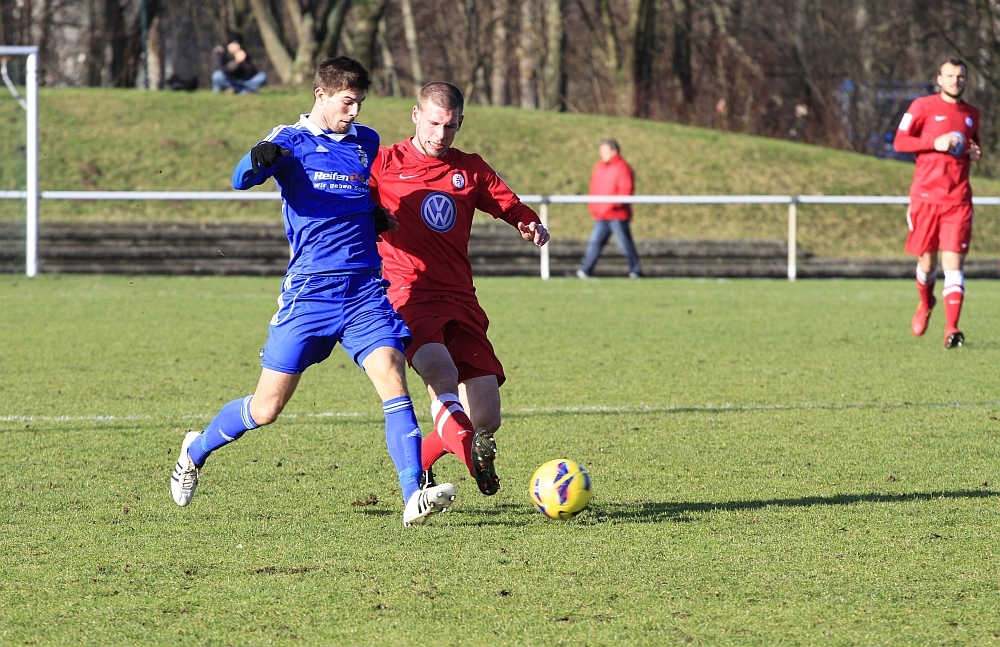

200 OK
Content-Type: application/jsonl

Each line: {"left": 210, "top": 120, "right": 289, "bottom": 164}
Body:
{"left": 0, "top": 46, "right": 38, "bottom": 277}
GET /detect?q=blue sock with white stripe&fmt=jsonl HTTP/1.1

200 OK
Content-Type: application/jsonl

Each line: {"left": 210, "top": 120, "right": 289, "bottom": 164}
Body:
{"left": 382, "top": 396, "right": 423, "bottom": 502}
{"left": 188, "top": 396, "right": 259, "bottom": 467}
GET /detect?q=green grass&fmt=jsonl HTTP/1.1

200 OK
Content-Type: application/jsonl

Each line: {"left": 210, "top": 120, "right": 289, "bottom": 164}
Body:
{"left": 3, "top": 88, "right": 1000, "bottom": 257}
{"left": 2, "top": 275, "right": 1000, "bottom": 645}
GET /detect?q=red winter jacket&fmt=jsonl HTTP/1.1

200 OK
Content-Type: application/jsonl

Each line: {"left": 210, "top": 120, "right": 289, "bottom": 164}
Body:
{"left": 588, "top": 153, "right": 634, "bottom": 221}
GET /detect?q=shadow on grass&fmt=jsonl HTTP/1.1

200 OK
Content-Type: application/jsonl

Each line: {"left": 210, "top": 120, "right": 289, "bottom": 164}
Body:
{"left": 355, "top": 490, "right": 999, "bottom": 527}
{"left": 589, "top": 489, "right": 1000, "bottom": 524}
{"left": 501, "top": 400, "right": 1000, "bottom": 420}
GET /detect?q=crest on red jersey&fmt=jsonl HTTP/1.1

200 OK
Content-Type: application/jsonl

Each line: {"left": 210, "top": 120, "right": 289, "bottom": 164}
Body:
{"left": 966, "top": 117, "right": 974, "bottom": 128}
{"left": 452, "top": 173, "right": 465, "bottom": 189}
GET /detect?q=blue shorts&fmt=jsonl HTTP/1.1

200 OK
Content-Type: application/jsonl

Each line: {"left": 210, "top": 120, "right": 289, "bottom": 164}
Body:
{"left": 261, "top": 271, "right": 411, "bottom": 374}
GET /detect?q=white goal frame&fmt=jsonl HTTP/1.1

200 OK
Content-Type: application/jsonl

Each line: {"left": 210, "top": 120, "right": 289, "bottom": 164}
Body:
{"left": 0, "top": 46, "right": 38, "bottom": 277}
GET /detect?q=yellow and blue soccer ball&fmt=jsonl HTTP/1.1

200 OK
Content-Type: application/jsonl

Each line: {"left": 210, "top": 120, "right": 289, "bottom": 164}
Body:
{"left": 529, "top": 459, "right": 592, "bottom": 519}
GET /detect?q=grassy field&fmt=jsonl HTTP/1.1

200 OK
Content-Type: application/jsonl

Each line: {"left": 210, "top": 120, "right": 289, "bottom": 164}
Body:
{"left": 2, "top": 275, "right": 1000, "bottom": 645}
{"left": 3, "top": 88, "right": 1000, "bottom": 257}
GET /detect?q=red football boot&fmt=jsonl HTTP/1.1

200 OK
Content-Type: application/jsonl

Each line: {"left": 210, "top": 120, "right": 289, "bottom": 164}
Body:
{"left": 911, "top": 295, "right": 936, "bottom": 337}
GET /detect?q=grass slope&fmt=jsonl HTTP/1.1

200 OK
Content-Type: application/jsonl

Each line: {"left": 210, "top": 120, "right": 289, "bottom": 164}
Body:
{"left": 2, "top": 88, "right": 1000, "bottom": 256}
{"left": 2, "top": 275, "right": 1000, "bottom": 645}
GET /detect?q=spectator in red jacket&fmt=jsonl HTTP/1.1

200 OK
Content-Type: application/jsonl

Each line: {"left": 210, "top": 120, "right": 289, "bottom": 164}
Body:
{"left": 577, "top": 139, "right": 642, "bottom": 278}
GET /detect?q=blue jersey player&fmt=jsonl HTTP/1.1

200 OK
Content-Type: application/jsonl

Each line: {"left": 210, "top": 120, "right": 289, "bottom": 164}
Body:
{"left": 170, "top": 57, "right": 456, "bottom": 526}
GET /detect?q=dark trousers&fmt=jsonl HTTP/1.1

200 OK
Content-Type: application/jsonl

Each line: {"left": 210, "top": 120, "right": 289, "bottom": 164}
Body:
{"left": 580, "top": 219, "right": 642, "bottom": 276}
{"left": 211, "top": 70, "right": 267, "bottom": 94}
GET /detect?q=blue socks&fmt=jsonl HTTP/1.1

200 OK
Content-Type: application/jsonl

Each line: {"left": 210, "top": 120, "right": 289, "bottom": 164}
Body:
{"left": 187, "top": 394, "right": 422, "bottom": 504}
{"left": 188, "top": 396, "right": 259, "bottom": 467}
{"left": 382, "top": 396, "right": 423, "bottom": 502}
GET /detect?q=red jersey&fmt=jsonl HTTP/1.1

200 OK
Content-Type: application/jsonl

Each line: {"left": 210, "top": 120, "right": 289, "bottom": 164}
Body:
{"left": 371, "top": 138, "right": 540, "bottom": 308}
{"left": 588, "top": 154, "right": 634, "bottom": 221}
{"left": 894, "top": 94, "right": 979, "bottom": 204}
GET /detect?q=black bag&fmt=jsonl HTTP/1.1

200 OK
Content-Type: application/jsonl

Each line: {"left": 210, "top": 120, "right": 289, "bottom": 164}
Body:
{"left": 165, "top": 74, "right": 199, "bottom": 91}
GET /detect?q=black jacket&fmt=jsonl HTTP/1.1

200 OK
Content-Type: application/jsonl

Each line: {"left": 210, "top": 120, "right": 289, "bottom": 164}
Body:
{"left": 212, "top": 46, "right": 259, "bottom": 81}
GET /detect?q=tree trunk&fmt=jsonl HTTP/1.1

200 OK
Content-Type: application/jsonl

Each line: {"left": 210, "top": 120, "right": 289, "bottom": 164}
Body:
{"left": 248, "top": 0, "right": 293, "bottom": 83}
{"left": 671, "top": 0, "right": 694, "bottom": 120}
{"left": 627, "top": 0, "right": 657, "bottom": 117}
{"left": 400, "top": 0, "right": 423, "bottom": 93}
{"left": 490, "top": 0, "right": 509, "bottom": 105}
{"left": 85, "top": 0, "right": 104, "bottom": 86}
{"left": 350, "top": 0, "right": 389, "bottom": 72}
{"left": 541, "top": 0, "right": 564, "bottom": 110}
{"left": 319, "top": 0, "right": 350, "bottom": 60}
{"left": 290, "top": 10, "right": 319, "bottom": 86}
{"left": 377, "top": 15, "right": 402, "bottom": 97}
{"left": 147, "top": 11, "right": 163, "bottom": 90}
{"left": 517, "top": 0, "right": 537, "bottom": 109}
{"left": 103, "top": 0, "right": 151, "bottom": 88}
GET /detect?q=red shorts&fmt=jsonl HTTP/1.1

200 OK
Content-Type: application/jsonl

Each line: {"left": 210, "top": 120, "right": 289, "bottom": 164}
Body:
{"left": 905, "top": 202, "right": 973, "bottom": 256}
{"left": 397, "top": 297, "right": 506, "bottom": 387}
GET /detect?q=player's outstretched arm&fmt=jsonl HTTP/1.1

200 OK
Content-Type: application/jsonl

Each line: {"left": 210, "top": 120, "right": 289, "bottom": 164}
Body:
{"left": 231, "top": 142, "right": 291, "bottom": 190}
{"left": 518, "top": 220, "right": 550, "bottom": 246}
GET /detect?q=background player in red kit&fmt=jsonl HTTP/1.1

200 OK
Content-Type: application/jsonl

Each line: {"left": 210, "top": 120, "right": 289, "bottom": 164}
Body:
{"left": 370, "top": 82, "right": 549, "bottom": 497}
{"left": 894, "top": 58, "right": 982, "bottom": 348}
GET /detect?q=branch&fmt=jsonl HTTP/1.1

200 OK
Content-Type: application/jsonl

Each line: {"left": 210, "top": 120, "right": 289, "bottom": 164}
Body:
{"left": 249, "top": 0, "right": 294, "bottom": 83}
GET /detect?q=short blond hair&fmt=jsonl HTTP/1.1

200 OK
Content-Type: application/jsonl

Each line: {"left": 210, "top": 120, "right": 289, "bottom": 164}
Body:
{"left": 418, "top": 82, "right": 464, "bottom": 114}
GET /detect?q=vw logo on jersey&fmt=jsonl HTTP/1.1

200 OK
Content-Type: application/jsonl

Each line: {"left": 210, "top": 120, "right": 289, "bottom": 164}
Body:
{"left": 421, "top": 191, "right": 457, "bottom": 233}
{"left": 966, "top": 117, "right": 974, "bottom": 128}
{"left": 355, "top": 147, "right": 369, "bottom": 168}
{"left": 452, "top": 173, "right": 465, "bottom": 189}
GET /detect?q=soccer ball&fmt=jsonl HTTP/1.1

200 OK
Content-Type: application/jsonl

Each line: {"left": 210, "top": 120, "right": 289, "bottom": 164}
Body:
{"left": 529, "top": 459, "right": 592, "bottom": 519}
{"left": 949, "top": 131, "right": 967, "bottom": 157}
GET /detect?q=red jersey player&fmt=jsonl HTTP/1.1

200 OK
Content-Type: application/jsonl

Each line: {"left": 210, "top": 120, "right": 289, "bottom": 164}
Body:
{"left": 370, "top": 82, "right": 549, "bottom": 497}
{"left": 894, "top": 58, "right": 982, "bottom": 348}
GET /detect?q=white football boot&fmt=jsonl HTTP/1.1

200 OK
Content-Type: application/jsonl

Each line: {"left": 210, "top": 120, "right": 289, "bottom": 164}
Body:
{"left": 403, "top": 482, "right": 457, "bottom": 526}
{"left": 170, "top": 431, "right": 201, "bottom": 506}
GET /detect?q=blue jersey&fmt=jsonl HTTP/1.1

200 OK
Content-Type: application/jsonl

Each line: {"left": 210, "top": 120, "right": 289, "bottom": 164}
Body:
{"left": 232, "top": 115, "right": 381, "bottom": 274}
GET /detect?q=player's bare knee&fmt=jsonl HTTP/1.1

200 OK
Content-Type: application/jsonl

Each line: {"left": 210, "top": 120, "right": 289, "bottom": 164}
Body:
{"left": 249, "top": 399, "right": 282, "bottom": 426}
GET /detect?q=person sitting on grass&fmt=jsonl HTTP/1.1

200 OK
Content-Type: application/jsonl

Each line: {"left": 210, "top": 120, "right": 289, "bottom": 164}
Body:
{"left": 211, "top": 32, "right": 267, "bottom": 94}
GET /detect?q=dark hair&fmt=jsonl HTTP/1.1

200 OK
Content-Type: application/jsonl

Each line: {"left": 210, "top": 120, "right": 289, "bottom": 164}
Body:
{"left": 314, "top": 56, "right": 371, "bottom": 93}
{"left": 418, "top": 82, "right": 465, "bottom": 114}
{"left": 600, "top": 138, "right": 620, "bottom": 152}
{"left": 226, "top": 31, "right": 244, "bottom": 47}
{"left": 941, "top": 57, "right": 967, "bottom": 74}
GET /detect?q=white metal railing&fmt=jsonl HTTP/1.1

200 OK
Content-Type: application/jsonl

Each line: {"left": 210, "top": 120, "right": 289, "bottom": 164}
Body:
{"left": 3, "top": 189, "right": 997, "bottom": 280}
{"left": 523, "top": 194, "right": 1000, "bottom": 281}
{"left": 0, "top": 46, "right": 37, "bottom": 276}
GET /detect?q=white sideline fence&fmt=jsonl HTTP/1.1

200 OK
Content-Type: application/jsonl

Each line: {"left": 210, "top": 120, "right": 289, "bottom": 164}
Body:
{"left": 4, "top": 190, "right": 1000, "bottom": 280}
{"left": 0, "top": 46, "right": 37, "bottom": 277}
{"left": 0, "top": 44, "right": 995, "bottom": 280}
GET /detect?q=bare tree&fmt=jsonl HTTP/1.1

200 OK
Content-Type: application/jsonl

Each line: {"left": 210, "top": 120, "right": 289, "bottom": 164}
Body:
{"left": 490, "top": 0, "right": 509, "bottom": 105}
{"left": 147, "top": 10, "right": 163, "bottom": 89}
{"left": 670, "top": 0, "right": 694, "bottom": 120}
{"left": 517, "top": 0, "right": 538, "bottom": 108}
{"left": 400, "top": 0, "right": 423, "bottom": 94}
{"left": 249, "top": 0, "right": 352, "bottom": 85}
{"left": 541, "top": 0, "right": 565, "bottom": 110}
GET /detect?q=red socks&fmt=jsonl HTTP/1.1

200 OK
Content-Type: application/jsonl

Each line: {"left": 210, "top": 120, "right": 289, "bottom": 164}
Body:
{"left": 915, "top": 265, "right": 936, "bottom": 308}
{"left": 420, "top": 429, "right": 448, "bottom": 470}
{"left": 916, "top": 279, "right": 935, "bottom": 308}
{"left": 944, "top": 292, "right": 964, "bottom": 334}
{"left": 943, "top": 270, "right": 965, "bottom": 333}
{"left": 423, "top": 393, "right": 476, "bottom": 474}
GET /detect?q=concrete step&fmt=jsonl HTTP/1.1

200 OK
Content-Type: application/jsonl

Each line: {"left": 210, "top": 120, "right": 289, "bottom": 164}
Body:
{"left": 2, "top": 220, "right": 999, "bottom": 278}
